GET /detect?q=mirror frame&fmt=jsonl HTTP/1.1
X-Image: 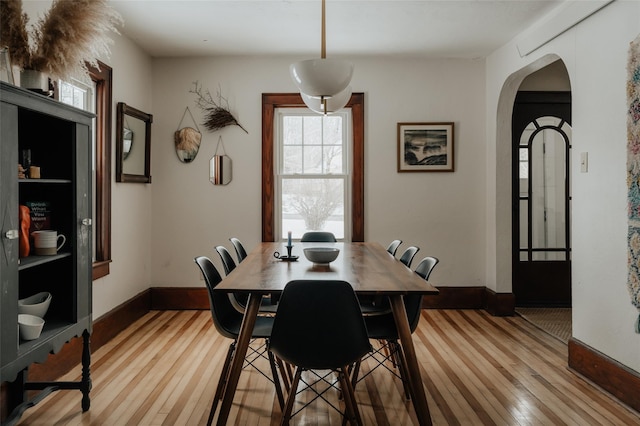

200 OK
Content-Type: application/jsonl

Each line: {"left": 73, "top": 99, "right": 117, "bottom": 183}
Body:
{"left": 116, "top": 102, "right": 152, "bottom": 183}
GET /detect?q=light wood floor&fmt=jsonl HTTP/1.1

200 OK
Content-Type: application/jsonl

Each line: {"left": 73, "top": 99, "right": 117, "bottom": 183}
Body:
{"left": 18, "top": 309, "right": 640, "bottom": 425}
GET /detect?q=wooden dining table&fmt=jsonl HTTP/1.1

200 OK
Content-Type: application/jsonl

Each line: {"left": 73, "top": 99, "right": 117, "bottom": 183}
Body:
{"left": 212, "top": 241, "right": 439, "bottom": 425}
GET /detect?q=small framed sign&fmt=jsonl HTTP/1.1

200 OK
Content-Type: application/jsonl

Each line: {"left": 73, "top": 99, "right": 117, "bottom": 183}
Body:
{"left": 397, "top": 122, "right": 454, "bottom": 172}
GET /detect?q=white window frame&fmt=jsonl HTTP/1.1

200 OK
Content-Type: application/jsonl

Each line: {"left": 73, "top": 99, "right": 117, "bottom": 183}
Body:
{"left": 274, "top": 108, "right": 353, "bottom": 242}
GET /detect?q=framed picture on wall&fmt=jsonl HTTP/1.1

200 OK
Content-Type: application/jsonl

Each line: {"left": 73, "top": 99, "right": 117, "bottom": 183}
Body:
{"left": 397, "top": 122, "right": 455, "bottom": 172}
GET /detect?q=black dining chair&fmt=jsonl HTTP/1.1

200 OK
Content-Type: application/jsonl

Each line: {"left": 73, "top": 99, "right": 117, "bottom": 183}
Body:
{"left": 269, "top": 280, "right": 372, "bottom": 425}
{"left": 399, "top": 245, "right": 420, "bottom": 268}
{"left": 193, "top": 256, "right": 284, "bottom": 425}
{"left": 300, "top": 231, "right": 337, "bottom": 242}
{"left": 229, "top": 237, "right": 248, "bottom": 263}
{"left": 352, "top": 256, "right": 439, "bottom": 400}
{"left": 386, "top": 239, "right": 402, "bottom": 257}
{"left": 214, "top": 245, "right": 278, "bottom": 314}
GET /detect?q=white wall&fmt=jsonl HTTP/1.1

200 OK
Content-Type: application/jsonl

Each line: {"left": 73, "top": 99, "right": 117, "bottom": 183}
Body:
{"left": 149, "top": 56, "right": 487, "bottom": 288}
{"left": 486, "top": 0, "right": 640, "bottom": 372}
{"left": 91, "top": 33, "right": 154, "bottom": 319}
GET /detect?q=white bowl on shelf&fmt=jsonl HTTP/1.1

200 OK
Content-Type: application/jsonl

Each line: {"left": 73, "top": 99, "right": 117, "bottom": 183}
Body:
{"left": 18, "top": 291, "right": 52, "bottom": 318}
{"left": 18, "top": 314, "right": 45, "bottom": 341}
{"left": 303, "top": 247, "right": 340, "bottom": 264}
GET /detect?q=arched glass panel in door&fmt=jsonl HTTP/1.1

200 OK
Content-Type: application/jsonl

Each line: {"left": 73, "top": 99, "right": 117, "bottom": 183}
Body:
{"left": 518, "top": 116, "right": 571, "bottom": 262}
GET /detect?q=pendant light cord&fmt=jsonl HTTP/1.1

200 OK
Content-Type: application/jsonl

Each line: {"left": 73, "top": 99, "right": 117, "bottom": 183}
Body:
{"left": 321, "top": 0, "right": 326, "bottom": 59}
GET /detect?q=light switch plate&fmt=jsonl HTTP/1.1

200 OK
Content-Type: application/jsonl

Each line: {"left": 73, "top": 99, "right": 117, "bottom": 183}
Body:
{"left": 580, "top": 152, "right": 588, "bottom": 173}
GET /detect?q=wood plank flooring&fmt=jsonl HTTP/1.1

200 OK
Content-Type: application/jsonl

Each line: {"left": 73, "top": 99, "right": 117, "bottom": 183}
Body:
{"left": 17, "top": 309, "right": 640, "bottom": 425}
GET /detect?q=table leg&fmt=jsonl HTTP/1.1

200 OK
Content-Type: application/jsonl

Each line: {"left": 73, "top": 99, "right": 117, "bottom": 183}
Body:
{"left": 389, "top": 295, "right": 433, "bottom": 425}
{"left": 214, "top": 293, "right": 261, "bottom": 425}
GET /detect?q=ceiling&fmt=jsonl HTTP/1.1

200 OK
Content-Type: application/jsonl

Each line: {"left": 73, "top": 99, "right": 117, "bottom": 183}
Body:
{"left": 110, "top": 0, "right": 563, "bottom": 59}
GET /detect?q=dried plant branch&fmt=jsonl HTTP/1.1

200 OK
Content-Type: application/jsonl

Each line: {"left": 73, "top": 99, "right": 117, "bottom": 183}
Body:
{"left": 190, "top": 81, "right": 248, "bottom": 134}
{"left": 0, "top": 0, "right": 122, "bottom": 81}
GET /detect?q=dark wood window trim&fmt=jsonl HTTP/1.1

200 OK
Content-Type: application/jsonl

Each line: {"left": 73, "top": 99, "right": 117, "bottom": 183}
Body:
{"left": 88, "top": 61, "right": 112, "bottom": 279}
{"left": 261, "top": 93, "right": 364, "bottom": 242}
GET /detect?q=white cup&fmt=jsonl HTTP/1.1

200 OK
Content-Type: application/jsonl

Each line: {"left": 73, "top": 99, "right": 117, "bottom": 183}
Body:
{"left": 32, "top": 230, "right": 66, "bottom": 256}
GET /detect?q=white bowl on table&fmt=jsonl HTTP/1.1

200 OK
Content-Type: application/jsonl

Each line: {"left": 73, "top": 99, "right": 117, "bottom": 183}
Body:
{"left": 18, "top": 291, "right": 52, "bottom": 318}
{"left": 18, "top": 314, "right": 45, "bottom": 341}
{"left": 303, "top": 247, "right": 340, "bottom": 264}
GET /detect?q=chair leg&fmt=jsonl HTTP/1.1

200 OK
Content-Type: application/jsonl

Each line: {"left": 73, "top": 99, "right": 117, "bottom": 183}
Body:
{"left": 268, "top": 348, "right": 285, "bottom": 410}
{"left": 339, "top": 366, "right": 362, "bottom": 425}
{"left": 276, "top": 357, "right": 291, "bottom": 391}
{"left": 281, "top": 367, "right": 302, "bottom": 426}
{"left": 208, "top": 341, "right": 236, "bottom": 426}
{"left": 350, "top": 359, "right": 362, "bottom": 390}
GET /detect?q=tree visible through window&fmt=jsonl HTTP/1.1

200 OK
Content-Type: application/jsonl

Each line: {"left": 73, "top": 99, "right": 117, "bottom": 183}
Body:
{"left": 277, "top": 111, "right": 350, "bottom": 240}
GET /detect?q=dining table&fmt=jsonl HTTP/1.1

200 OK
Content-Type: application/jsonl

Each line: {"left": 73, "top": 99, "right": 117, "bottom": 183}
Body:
{"left": 212, "top": 241, "right": 439, "bottom": 425}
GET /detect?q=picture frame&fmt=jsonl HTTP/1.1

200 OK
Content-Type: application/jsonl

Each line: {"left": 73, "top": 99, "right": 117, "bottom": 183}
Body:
{"left": 397, "top": 122, "right": 455, "bottom": 172}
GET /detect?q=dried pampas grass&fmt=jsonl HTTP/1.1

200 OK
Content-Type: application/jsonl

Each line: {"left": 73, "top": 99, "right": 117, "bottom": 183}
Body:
{"left": 174, "top": 127, "right": 202, "bottom": 152}
{"left": 0, "top": 0, "right": 122, "bottom": 81}
{"left": 175, "top": 127, "right": 202, "bottom": 163}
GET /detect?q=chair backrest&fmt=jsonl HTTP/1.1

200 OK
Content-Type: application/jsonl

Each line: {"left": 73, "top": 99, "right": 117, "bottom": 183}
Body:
{"left": 215, "top": 245, "right": 237, "bottom": 275}
{"left": 399, "top": 246, "right": 420, "bottom": 268}
{"left": 229, "top": 237, "right": 248, "bottom": 263}
{"left": 300, "top": 231, "right": 337, "bottom": 242}
{"left": 386, "top": 239, "right": 402, "bottom": 256}
{"left": 193, "top": 256, "right": 240, "bottom": 339}
{"left": 404, "top": 257, "right": 439, "bottom": 331}
{"left": 270, "top": 280, "right": 371, "bottom": 370}
{"left": 414, "top": 256, "right": 439, "bottom": 281}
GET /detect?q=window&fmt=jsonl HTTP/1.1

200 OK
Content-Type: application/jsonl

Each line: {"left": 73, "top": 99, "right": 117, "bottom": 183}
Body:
{"left": 58, "top": 62, "right": 112, "bottom": 279}
{"left": 275, "top": 110, "right": 351, "bottom": 240}
{"left": 262, "top": 93, "right": 364, "bottom": 242}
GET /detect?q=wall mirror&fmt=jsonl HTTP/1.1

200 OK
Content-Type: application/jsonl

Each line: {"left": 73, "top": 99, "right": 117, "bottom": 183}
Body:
{"left": 116, "top": 102, "right": 152, "bottom": 183}
{"left": 210, "top": 154, "right": 232, "bottom": 185}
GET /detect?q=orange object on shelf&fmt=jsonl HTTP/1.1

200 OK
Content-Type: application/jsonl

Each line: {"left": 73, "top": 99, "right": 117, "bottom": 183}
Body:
{"left": 19, "top": 205, "right": 30, "bottom": 257}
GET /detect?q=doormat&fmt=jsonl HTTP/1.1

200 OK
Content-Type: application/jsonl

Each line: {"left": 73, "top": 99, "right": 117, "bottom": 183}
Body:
{"left": 626, "top": 33, "right": 640, "bottom": 333}
{"left": 516, "top": 308, "right": 571, "bottom": 343}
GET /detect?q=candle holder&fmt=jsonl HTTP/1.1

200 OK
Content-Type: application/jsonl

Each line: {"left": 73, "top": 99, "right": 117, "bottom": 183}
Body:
{"left": 273, "top": 244, "right": 298, "bottom": 261}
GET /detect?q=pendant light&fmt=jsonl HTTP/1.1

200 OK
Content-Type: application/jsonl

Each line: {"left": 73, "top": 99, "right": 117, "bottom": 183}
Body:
{"left": 290, "top": 0, "right": 353, "bottom": 114}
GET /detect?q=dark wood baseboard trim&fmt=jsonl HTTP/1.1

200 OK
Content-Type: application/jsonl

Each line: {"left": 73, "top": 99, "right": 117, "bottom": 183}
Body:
{"left": 422, "top": 286, "right": 515, "bottom": 316}
{"left": 483, "top": 287, "right": 516, "bottom": 316}
{"left": 150, "top": 287, "right": 209, "bottom": 310}
{"left": 568, "top": 338, "right": 640, "bottom": 413}
{"left": 422, "top": 286, "right": 485, "bottom": 309}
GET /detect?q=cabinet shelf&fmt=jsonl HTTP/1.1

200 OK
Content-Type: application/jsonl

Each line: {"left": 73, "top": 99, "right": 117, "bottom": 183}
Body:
{"left": 18, "top": 318, "right": 76, "bottom": 355}
{"left": 18, "top": 252, "right": 71, "bottom": 270}
{"left": 19, "top": 179, "right": 72, "bottom": 184}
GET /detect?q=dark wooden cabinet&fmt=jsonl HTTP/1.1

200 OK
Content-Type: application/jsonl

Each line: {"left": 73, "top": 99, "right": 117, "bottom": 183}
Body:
{"left": 0, "top": 82, "right": 93, "bottom": 425}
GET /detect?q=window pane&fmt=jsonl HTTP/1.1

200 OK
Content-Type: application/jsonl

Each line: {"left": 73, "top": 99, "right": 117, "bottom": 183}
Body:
{"left": 303, "top": 146, "right": 323, "bottom": 174}
{"left": 324, "top": 145, "right": 343, "bottom": 173}
{"left": 282, "top": 146, "right": 302, "bottom": 174}
{"left": 281, "top": 178, "right": 344, "bottom": 239}
{"left": 323, "top": 116, "right": 342, "bottom": 144}
{"left": 303, "top": 116, "right": 321, "bottom": 145}
{"left": 283, "top": 116, "right": 302, "bottom": 145}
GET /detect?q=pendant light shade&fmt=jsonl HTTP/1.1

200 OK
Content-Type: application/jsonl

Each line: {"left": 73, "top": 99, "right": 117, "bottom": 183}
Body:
{"left": 290, "top": 58, "right": 353, "bottom": 98}
{"left": 301, "top": 85, "right": 352, "bottom": 115}
{"left": 291, "top": 0, "right": 353, "bottom": 113}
